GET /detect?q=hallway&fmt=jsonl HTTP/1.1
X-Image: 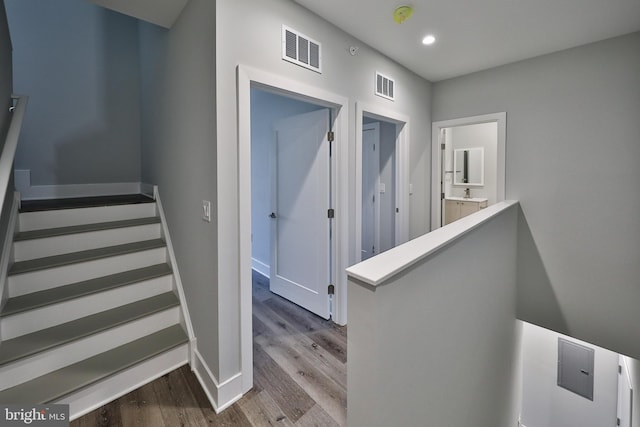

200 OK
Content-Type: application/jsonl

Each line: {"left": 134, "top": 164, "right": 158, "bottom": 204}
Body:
{"left": 71, "top": 271, "right": 347, "bottom": 426}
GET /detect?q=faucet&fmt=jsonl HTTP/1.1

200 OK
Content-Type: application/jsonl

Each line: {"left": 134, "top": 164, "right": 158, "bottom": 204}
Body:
{"left": 464, "top": 188, "right": 471, "bottom": 199}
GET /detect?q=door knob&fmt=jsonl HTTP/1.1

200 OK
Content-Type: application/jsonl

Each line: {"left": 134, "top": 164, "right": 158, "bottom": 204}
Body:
{"left": 269, "top": 212, "right": 277, "bottom": 219}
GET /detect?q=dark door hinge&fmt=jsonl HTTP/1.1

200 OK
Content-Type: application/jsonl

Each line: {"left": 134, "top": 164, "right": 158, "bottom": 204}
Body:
{"left": 328, "top": 284, "right": 335, "bottom": 295}
{"left": 441, "top": 143, "right": 446, "bottom": 150}
{"left": 328, "top": 208, "right": 335, "bottom": 218}
{"left": 327, "top": 131, "right": 335, "bottom": 142}
{"left": 441, "top": 192, "right": 445, "bottom": 200}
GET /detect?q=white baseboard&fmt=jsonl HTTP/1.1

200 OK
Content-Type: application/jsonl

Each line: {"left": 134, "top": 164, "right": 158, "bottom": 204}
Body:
{"left": 251, "top": 258, "right": 270, "bottom": 278}
{"left": 14, "top": 169, "right": 142, "bottom": 200}
{"left": 0, "top": 192, "right": 19, "bottom": 312}
{"left": 192, "top": 348, "right": 243, "bottom": 413}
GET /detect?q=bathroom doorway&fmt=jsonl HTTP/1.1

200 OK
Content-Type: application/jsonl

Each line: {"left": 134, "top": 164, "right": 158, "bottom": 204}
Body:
{"left": 431, "top": 113, "right": 506, "bottom": 230}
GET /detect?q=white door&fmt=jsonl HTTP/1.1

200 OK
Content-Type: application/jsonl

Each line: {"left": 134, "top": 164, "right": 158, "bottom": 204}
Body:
{"left": 361, "top": 123, "right": 380, "bottom": 260}
{"left": 617, "top": 356, "right": 634, "bottom": 427}
{"left": 270, "top": 109, "right": 331, "bottom": 319}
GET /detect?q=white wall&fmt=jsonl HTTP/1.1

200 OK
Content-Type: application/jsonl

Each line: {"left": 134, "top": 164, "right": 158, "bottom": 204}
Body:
{"left": 250, "top": 88, "right": 323, "bottom": 273}
{"left": 432, "top": 32, "right": 640, "bottom": 360}
{"left": 216, "top": 0, "right": 432, "bottom": 386}
{"left": 6, "top": 0, "right": 142, "bottom": 186}
{"left": 348, "top": 203, "right": 521, "bottom": 427}
{"left": 520, "top": 321, "right": 619, "bottom": 427}
{"left": 626, "top": 356, "right": 640, "bottom": 427}
{"left": 448, "top": 122, "right": 497, "bottom": 204}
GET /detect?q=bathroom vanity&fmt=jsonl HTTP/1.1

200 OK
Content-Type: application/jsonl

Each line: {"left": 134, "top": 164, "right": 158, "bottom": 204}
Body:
{"left": 444, "top": 197, "right": 488, "bottom": 225}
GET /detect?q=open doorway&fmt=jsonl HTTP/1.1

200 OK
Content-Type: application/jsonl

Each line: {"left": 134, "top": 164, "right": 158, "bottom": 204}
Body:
{"left": 250, "top": 88, "right": 331, "bottom": 319}
{"left": 238, "top": 65, "right": 349, "bottom": 394}
{"left": 355, "top": 102, "right": 410, "bottom": 263}
{"left": 431, "top": 113, "right": 506, "bottom": 230}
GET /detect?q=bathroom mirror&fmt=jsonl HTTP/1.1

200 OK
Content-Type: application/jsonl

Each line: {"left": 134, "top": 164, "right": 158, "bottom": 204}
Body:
{"left": 454, "top": 147, "right": 484, "bottom": 186}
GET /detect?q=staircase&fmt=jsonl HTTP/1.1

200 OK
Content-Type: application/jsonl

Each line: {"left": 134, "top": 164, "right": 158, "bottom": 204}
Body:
{"left": 0, "top": 195, "right": 191, "bottom": 419}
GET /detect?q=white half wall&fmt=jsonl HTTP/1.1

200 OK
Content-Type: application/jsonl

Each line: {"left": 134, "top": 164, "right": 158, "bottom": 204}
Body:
{"left": 347, "top": 202, "right": 521, "bottom": 427}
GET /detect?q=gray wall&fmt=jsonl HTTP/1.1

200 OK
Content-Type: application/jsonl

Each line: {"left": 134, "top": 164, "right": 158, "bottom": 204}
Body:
{"left": 250, "top": 88, "right": 324, "bottom": 272}
{"left": 348, "top": 204, "right": 522, "bottom": 426}
{"left": 5, "top": 0, "right": 141, "bottom": 186}
{"left": 520, "top": 322, "right": 618, "bottom": 427}
{"left": 138, "top": 0, "right": 219, "bottom": 376}
{"left": 432, "top": 32, "right": 640, "bottom": 360}
{"left": 216, "top": 0, "right": 432, "bottom": 381}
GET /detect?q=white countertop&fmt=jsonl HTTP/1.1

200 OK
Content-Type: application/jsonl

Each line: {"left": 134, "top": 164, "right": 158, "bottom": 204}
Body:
{"left": 445, "top": 196, "right": 488, "bottom": 203}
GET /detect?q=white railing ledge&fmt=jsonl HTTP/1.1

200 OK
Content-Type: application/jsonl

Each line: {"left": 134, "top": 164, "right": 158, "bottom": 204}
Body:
{"left": 346, "top": 200, "right": 519, "bottom": 288}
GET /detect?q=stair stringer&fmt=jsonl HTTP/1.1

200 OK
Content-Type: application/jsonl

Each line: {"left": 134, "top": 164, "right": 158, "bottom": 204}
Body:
{"left": 153, "top": 186, "right": 196, "bottom": 354}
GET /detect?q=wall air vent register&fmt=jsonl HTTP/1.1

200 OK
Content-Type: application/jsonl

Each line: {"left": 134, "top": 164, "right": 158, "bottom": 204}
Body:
{"left": 375, "top": 72, "right": 395, "bottom": 101}
{"left": 282, "top": 25, "right": 322, "bottom": 73}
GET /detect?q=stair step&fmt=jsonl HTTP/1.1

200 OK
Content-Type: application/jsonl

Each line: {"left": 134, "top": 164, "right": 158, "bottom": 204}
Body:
{"left": 19, "top": 194, "right": 155, "bottom": 213}
{"left": 0, "top": 325, "right": 188, "bottom": 404}
{"left": 0, "top": 292, "right": 179, "bottom": 367}
{"left": 1, "top": 264, "right": 172, "bottom": 317}
{"left": 8, "top": 239, "right": 166, "bottom": 276}
{"left": 14, "top": 217, "right": 161, "bottom": 242}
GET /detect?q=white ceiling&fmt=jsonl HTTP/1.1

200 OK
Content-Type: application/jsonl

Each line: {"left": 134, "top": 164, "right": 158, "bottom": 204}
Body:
{"left": 294, "top": 0, "right": 640, "bottom": 82}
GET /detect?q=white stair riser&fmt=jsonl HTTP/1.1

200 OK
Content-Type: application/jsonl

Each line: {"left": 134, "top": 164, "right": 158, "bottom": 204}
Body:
{"left": 1, "top": 277, "right": 173, "bottom": 340}
{"left": 13, "top": 224, "right": 162, "bottom": 261}
{"left": 59, "top": 344, "right": 189, "bottom": 421}
{"left": 0, "top": 307, "right": 181, "bottom": 390}
{"left": 8, "top": 248, "right": 167, "bottom": 297}
{"left": 18, "top": 204, "right": 157, "bottom": 232}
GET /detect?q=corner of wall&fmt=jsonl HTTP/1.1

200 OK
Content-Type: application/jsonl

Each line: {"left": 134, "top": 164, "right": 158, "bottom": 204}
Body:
{"left": 191, "top": 344, "right": 243, "bottom": 413}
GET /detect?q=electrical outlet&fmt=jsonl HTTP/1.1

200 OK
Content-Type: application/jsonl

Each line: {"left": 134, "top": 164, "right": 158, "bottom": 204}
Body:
{"left": 202, "top": 200, "right": 211, "bottom": 222}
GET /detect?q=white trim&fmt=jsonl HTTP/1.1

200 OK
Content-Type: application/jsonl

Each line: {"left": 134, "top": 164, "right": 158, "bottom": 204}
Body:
{"left": 192, "top": 348, "right": 244, "bottom": 413}
{"left": 355, "top": 102, "right": 411, "bottom": 264}
{"left": 59, "top": 343, "right": 188, "bottom": 421}
{"left": 431, "top": 112, "right": 507, "bottom": 230}
{"left": 154, "top": 187, "right": 195, "bottom": 344}
{"left": 237, "top": 65, "right": 350, "bottom": 397}
{"left": 251, "top": 257, "right": 270, "bottom": 278}
{"left": 13, "top": 170, "right": 143, "bottom": 201}
{"left": 0, "top": 192, "right": 19, "bottom": 312}
{"left": 140, "top": 182, "right": 155, "bottom": 198}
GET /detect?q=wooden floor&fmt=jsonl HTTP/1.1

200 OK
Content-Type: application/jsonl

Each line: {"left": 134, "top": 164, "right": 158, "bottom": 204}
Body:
{"left": 71, "top": 271, "right": 347, "bottom": 426}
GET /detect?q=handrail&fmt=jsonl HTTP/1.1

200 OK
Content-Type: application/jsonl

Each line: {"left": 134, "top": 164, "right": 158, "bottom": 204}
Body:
{"left": 0, "top": 95, "right": 28, "bottom": 215}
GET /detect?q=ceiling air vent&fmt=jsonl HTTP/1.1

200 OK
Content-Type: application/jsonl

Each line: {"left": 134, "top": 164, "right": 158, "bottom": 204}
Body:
{"left": 375, "top": 72, "right": 395, "bottom": 101}
{"left": 282, "top": 25, "right": 322, "bottom": 73}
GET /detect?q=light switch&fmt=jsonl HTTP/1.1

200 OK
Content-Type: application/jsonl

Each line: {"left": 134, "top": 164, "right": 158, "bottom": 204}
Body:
{"left": 379, "top": 183, "right": 386, "bottom": 193}
{"left": 409, "top": 183, "right": 414, "bottom": 195}
{"left": 202, "top": 200, "right": 211, "bottom": 222}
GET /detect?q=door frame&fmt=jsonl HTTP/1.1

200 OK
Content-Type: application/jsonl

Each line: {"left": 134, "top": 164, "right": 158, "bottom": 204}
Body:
{"left": 430, "top": 112, "right": 506, "bottom": 230}
{"left": 237, "top": 65, "right": 349, "bottom": 393}
{"left": 355, "top": 102, "right": 410, "bottom": 263}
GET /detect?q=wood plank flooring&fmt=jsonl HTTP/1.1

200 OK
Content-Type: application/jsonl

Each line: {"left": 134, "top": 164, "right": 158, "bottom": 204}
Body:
{"left": 71, "top": 271, "right": 347, "bottom": 426}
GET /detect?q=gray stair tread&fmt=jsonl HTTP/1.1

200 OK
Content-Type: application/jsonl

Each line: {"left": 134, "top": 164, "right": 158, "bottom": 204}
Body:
{"left": 0, "top": 325, "right": 188, "bottom": 404}
{"left": 14, "top": 217, "right": 161, "bottom": 242}
{"left": 1, "top": 264, "right": 172, "bottom": 317}
{"left": 0, "top": 292, "right": 179, "bottom": 367}
{"left": 8, "top": 239, "right": 166, "bottom": 276}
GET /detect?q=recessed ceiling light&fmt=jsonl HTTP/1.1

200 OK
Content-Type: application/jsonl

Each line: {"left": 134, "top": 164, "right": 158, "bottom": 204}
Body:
{"left": 422, "top": 35, "right": 436, "bottom": 45}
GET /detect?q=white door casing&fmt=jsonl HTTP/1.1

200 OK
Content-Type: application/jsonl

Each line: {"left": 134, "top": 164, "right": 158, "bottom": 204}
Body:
{"left": 617, "top": 356, "right": 634, "bottom": 427}
{"left": 270, "top": 109, "right": 331, "bottom": 319}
